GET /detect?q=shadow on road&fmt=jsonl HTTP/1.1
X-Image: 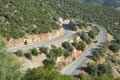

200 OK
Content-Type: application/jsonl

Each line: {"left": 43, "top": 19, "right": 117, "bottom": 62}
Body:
{"left": 90, "top": 48, "right": 98, "bottom": 54}
{"left": 62, "top": 23, "right": 72, "bottom": 31}
{"left": 73, "top": 67, "right": 86, "bottom": 78}
{"left": 73, "top": 48, "right": 100, "bottom": 78}
{"left": 86, "top": 55, "right": 93, "bottom": 59}
{"left": 76, "top": 66, "right": 86, "bottom": 71}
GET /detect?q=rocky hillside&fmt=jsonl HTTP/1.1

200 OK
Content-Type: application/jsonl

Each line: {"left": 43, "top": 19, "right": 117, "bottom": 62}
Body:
{"left": 0, "top": 0, "right": 61, "bottom": 39}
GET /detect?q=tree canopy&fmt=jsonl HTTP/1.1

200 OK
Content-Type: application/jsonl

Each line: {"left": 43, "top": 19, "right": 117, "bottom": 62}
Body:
{"left": 0, "top": 35, "right": 23, "bottom": 80}
{"left": 22, "top": 67, "right": 77, "bottom": 80}
{"left": 0, "top": 0, "right": 61, "bottom": 39}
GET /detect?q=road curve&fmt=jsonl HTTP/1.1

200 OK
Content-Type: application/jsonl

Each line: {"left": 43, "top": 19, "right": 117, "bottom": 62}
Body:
{"left": 61, "top": 25, "right": 107, "bottom": 76}
{"left": 7, "top": 22, "right": 74, "bottom": 53}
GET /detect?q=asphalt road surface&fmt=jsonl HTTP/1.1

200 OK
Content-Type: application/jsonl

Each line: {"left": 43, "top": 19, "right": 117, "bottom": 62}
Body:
{"left": 7, "top": 22, "right": 75, "bottom": 52}
{"left": 61, "top": 25, "right": 107, "bottom": 76}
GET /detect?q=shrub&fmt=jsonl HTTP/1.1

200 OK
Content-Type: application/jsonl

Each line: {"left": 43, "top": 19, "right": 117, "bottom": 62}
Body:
{"left": 86, "top": 37, "right": 92, "bottom": 44}
{"left": 43, "top": 59, "right": 55, "bottom": 69}
{"left": 82, "top": 22, "right": 88, "bottom": 28}
{"left": 0, "top": 0, "right": 61, "bottom": 39}
{"left": 85, "top": 63, "right": 98, "bottom": 76}
{"left": 31, "top": 48, "right": 38, "bottom": 56}
{"left": 98, "top": 63, "right": 112, "bottom": 76}
{"left": 78, "top": 41, "right": 85, "bottom": 51}
{"left": 51, "top": 45, "right": 56, "bottom": 48}
{"left": 93, "top": 45, "right": 106, "bottom": 61}
{"left": 78, "top": 22, "right": 88, "bottom": 29}
{"left": 88, "top": 30, "right": 96, "bottom": 39}
{"left": 24, "top": 40, "right": 28, "bottom": 45}
{"left": 80, "top": 31, "right": 87, "bottom": 40}
{"left": 49, "top": 47, "right": 63, "bottom": 59}
{"left": 15, "top": 50, "right": 23, "bottom": 57}
{"left": 39, "top": 47, "right": 48, "bottom": 54}
{"left": 63, "top": 50, "right": 71, "bottom": 58}
{"left": 111, "top": 57, "right": 120, "bottom": 65}
{"left": 62, "top": 42, "right": 73, "bottom": 52}
{"left": 75, "top": 41, "right": 86, "bottom": 51}
{"left": 109, "top": 42, "right": 120, "bottom": 53}
{"left": 93, "top": 52, "right": 100, "bottom": 62}
{"left": 22, "top": 67, "right": 77, "bottom": 80}
{"left": 24, "top": 53, "right": 32, "bottom": 60}
{"left": 94, "top": 26, "right": 100, "bottom": 35}
{"left": 80, "top": 31, "right": 91, "bottom": 44}
{"left": 98, "top": 47, "right": 106, "bottom": 57}
{"left": 116, "top": 38, "right": 120, "bottom": 44}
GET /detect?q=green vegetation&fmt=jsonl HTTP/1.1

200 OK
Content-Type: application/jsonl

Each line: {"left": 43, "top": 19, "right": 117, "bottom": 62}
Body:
{"left": 43, "top": 59, "right": 55, "bottom": 70}
{"left": 88, "top": 30, "right": 96, "bottom": 39}
{"left": 24, "top": 40, "right": 27, "bottom": 45}
{"left": 48, "top": 47, "right": 71, "bottom": 59}
{"left": 109, "top": 42, "right": 120, "bottom": 53}
{"left": 79, "top": 43, "right": 120, "bottom": 80}
{"left": 22, "top": 67, "right": 77, "bottom": 80}
{"left": 80, "top": 31, "right": 92, "bottom": 44}
{"left": 98, "top": 63, "right": 112, "bottom": 76}
{"left": 0, "top": 52, "right": 23, "bottom": 80}
{"left": 31, "top": 48, "right": 38, "bottom": 56}
{"left": 72, "top": 41, "right": 86, "bottom": 51}
{"left": 94, "top": 26, "right": 100, "bottom": 34}
{"left": 62, "top": 50, "right": 70, "bottom": 58}
{"left": 109, "top": 38, "right": 120, "bottom": 53}
{"left": 49, "top": 47, "right": 63, "bottom": 59}
{"left": 110, "top": 57, "right": 120, "bottom": 65}
{"left": 0, "top": 35, "right": 77, "bottom": 80}
{"left": 0, "top": 35, "right": 23, "bottom": 80}
{"left": 39, "top": 46, "right": 49, "bottom": 54}
{"left": 0, "top": 0, "right": 61, "bottom": 39}
{"left": 0, "top": 35, "right": 6, "bottom": 51}
{"left": 85, "top": 63, "right": 112, "bottom": 76}
{"left": 24, "top": 53, "right": 32, "bottom": 60}
{"left": 85, "top": 37, "right": 92, "bottom": 44}
{"left": 62, "top": 41, "right": 73, "bottom": 52}
{"left": 15, "top": 50, "right": 23, "bottom": 57}
{"left": 116, "top": 38, "right": 120, "bottom": 45}
{"left": 93, "top": 45, "right": 106, "bottom": 61}
{"left": 80, "top": 74, "right": 119, "bottom": 80}
{"left": 1, "top": 0, "right": 120, "bottom": 79}
{"left": 85, "top": 63, "right": 98, "bottom": 76}
{"left": 43, "top": 0, "right": 120, "bottom": 40}
{"left": 78, "top": 21, "right": 88, "bottom": 29}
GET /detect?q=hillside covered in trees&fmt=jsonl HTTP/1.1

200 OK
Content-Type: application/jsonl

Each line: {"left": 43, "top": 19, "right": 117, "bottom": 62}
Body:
{"left": 42, "top": 0, "right": 120, "bottom": 40}
{"left": 0, "top": 0, "right": 120, "bottom": 80}
{"left": 0, "top": 0, "right": 61, "bottom": 39}
{"left": 0, "top": 0, "right": 120, "bottom": 40}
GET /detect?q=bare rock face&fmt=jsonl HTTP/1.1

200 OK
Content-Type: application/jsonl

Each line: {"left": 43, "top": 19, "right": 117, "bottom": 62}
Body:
{"left": 5, "top": 29, "right": 64, "bottom": 48}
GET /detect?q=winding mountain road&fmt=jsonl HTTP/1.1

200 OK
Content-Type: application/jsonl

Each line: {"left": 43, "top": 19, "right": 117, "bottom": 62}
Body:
{"left": 61, "top": 25, "right": 107, "bottom": 76}
{"left": 7, "top": 22, "right": 74, "bottom": 52}
{"left": 7, "top": 21, "right": 107, "bottom": 76}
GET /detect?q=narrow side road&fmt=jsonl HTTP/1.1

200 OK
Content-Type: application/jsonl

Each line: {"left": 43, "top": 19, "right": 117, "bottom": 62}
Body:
{"left": 61, "top": 25, "right": 107, "bottom": 76}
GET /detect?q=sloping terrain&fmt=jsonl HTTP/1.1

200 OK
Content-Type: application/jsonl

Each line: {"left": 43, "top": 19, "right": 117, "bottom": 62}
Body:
{"left": 42, "top": 0, "right": 120, "bottom": 39}
{"left": 0, "top": 0, "right": 61, "bottom": 39}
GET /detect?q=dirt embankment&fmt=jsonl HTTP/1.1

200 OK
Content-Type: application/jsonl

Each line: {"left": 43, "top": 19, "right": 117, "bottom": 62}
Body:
{"left": 5, "top": 29, "right": 64, "bottom": 48}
